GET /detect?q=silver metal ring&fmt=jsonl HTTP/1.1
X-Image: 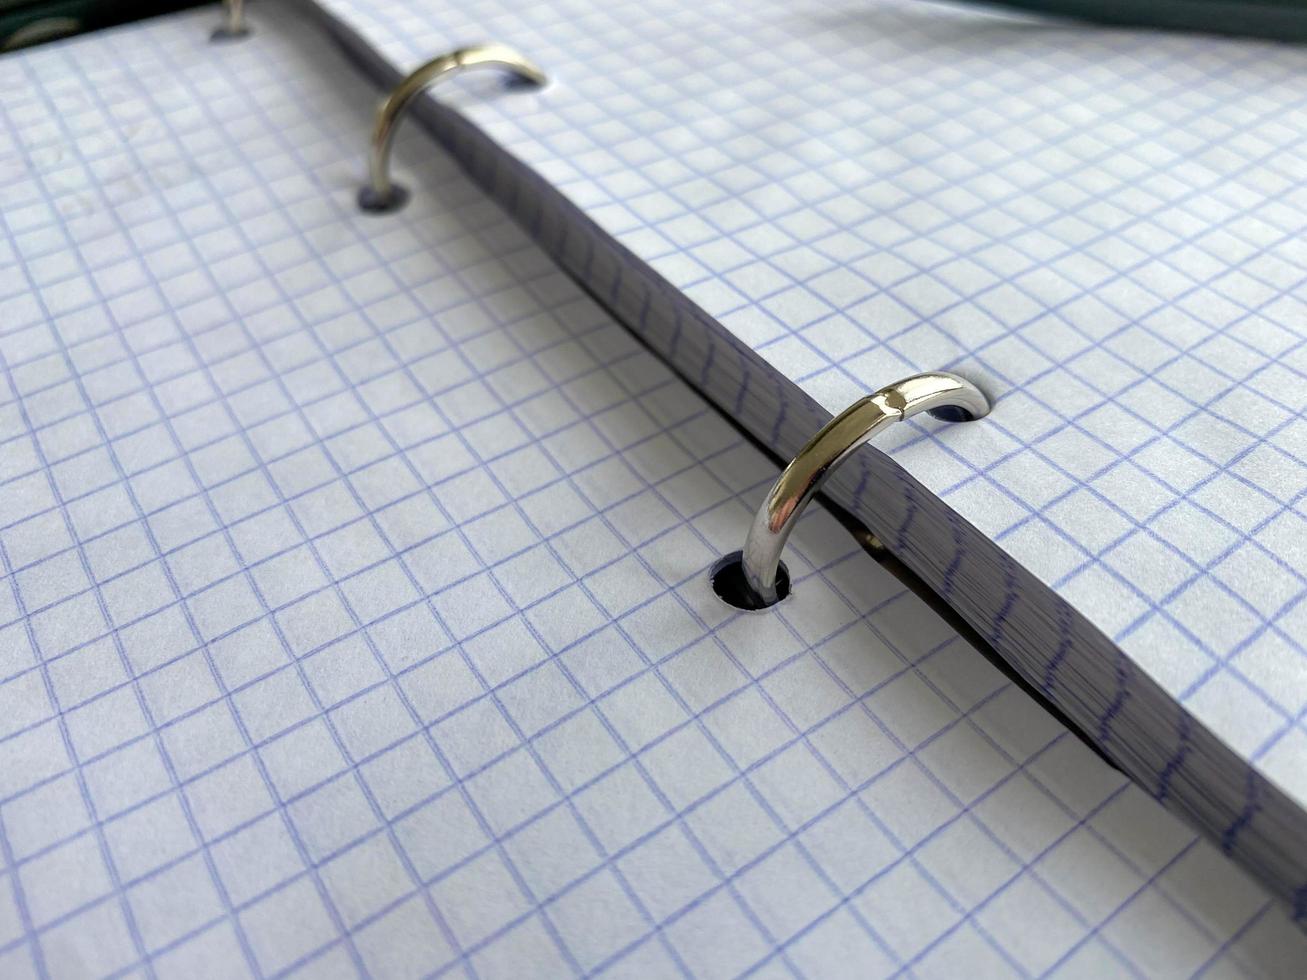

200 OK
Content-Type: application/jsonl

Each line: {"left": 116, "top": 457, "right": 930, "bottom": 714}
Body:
{"left": 358, "top": 43, "right": 547, "bottom": 213}
{"left": 211, "top": 0, "right": 250, "bottom": 41}
{"left": 741, "top": 371, "right": 990, "bottom": 606}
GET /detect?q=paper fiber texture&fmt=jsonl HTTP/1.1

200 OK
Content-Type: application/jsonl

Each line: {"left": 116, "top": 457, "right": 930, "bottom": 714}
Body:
{"left": 0, "top": 4, "right": 1304, "bottom": 977}
{"left": 301, "top": 0, "right": 1307, "bottom": 907}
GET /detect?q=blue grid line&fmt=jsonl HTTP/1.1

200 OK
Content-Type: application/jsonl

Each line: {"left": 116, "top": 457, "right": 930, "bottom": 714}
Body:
{"left": 1, "top": 4, "right": 1303, "bottom": 977}
{"left": 298, "top": 0, "right": 1307, "bottom": 907}
{"left": 426, "top": 70, "right": 1307, "bottom": 930}
{"left": 21, "top": 31, "right": 493, "bottom": 980}
{"left": 180, "top": 51, "right": 692, "bottom": 980}
{"left": 1, "top": 50, "right": 309, "bottom": 973}
{"left": 470, "top": 84, "right": 1307, "bottom": 919}
{"left": 0, "top": 344, "right": 694, "bottom": 640}
{"left": 9, "top": 33, "right": 385, "bottom": 980}
{"left": 100, "top": 30, "right": 577, "bottom": 975}
{"left": 0, "top": 270, "right": 160, "bottom": 979}
{"left": 0, "top": 546, "right": 937, "bottom": 973}
{"left": 339, "top": 3, "right": 1307, "bottom": 580}
{"left": 0, "top": 507, "right": 950, "bottom": 889}
{"left": 142, "top": 21, "right": 799, "bottom": 975}
{"left": 0, "top": 537, "right": 55, "bottom": 977}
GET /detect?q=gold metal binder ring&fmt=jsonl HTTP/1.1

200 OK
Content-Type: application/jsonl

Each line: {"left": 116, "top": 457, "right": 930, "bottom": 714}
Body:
{"left": 211, "top": 0, "right": 250, "bottom": 41}
{"left": 358, "top": 43, "right": 547, "bottom": 214}
{"left": 735, "top": 372, "right": 990, "bottom": 609}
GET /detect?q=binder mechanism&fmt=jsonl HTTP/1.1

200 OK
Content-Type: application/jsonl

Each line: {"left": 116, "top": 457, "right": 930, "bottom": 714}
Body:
{"left": 2, "top": 3, "right": 1304, "bottom": 974}
{"left": 299, "top": 0, "right": 1307, "bottom": 924}
{"left": 720, "top": 373, "right": 990, "bottom": 610}
{"left": 357, "top": 44, "right": 547, "bottom": 214}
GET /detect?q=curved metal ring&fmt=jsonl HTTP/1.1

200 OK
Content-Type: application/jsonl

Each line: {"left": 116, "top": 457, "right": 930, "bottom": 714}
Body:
{"left": 358, "top": 43, "right": 547, "bottom": 213}
{"left": 741, "top": 371, "right": 990, "bottom": 606}
{"left": 211, "top": 0, "right": 249, "bottom": 41}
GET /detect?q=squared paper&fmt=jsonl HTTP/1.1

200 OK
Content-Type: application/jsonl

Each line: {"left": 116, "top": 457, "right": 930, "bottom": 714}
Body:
{"left": 301, "top": 0, "right": 1307, "bottom": 907}
{"left": 0, "top": 4, "right": 1304, "bottom": 976}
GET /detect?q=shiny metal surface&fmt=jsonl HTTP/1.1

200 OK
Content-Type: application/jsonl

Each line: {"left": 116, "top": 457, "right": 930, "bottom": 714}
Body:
{"left": 211, "top": 0, "right": 249, "bottom": 40}
{"left": 741, "top": 372, "right": 989, "bottom": 606}
{"left": 359, "top": 43, "right": 546, "bottom": 212}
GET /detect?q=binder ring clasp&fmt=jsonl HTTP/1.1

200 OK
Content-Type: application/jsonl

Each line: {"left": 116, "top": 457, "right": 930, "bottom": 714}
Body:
{"left": 358, "top": 43, "right": 547, "bottom": 213}
{"left": 740, "top": 372, "right": 989, "bottom": 607}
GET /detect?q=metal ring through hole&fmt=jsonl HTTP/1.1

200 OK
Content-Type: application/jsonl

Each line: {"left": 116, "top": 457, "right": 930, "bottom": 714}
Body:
{"left": 358, "top": 183, "right": 410, "bottom": 215}
{"left": 712, "top": 551, "right": 790, "bottom": 611}
{"left": 359, "top": 43, "right": 546, "bottom": 214}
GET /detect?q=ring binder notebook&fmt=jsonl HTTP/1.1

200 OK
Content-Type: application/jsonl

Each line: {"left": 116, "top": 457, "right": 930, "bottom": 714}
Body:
{"left": 304, "top": 0, "right": 1307, "bottom": 919}
{"left": 358, "top": 44, "right": 546, "bottom": 214}
{"left": 2, "top": 1, "right": 1307, "bottom": 975}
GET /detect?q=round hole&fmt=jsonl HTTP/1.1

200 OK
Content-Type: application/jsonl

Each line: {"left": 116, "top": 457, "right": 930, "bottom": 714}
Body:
{"left": 504, "top": 74, "right": 542, "bottom": 91}
{"left": 710, "top": 551, "right": 789, "bottom": 611}
{"left": 926, "top": 404, "right": 975, "bottom": 423}
{"left": 210, "top": 24, "right": 252, "bottom": 42}
{"left": 357, "top": 183, "right": 410, "bottom": 214}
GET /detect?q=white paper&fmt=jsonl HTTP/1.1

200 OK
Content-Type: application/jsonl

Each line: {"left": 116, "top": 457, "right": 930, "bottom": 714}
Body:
{"left": 301, "top": 0, "right": 1307, "bottom": 909}
{"left": 0, "top": 5, "right": 1303, "bottom": 976}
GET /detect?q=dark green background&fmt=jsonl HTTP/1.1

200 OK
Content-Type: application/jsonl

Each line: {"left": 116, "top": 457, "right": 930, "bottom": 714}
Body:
{"left": 2, "top": 0, "right": 1304, "bottom": 56}
{"left": 975, "top": 0, "right": 1307, "bottom": 41}
{"left": 0, "top": 0, "right": 201, "bottom": 51}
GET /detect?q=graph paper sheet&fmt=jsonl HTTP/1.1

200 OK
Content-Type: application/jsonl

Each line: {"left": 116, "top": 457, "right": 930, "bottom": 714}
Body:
{"left": 1, "top": 4, "right": 1305, "bottom": 977}
{"left": 299, "top": 0, "right": 1307, "bottom": 906}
